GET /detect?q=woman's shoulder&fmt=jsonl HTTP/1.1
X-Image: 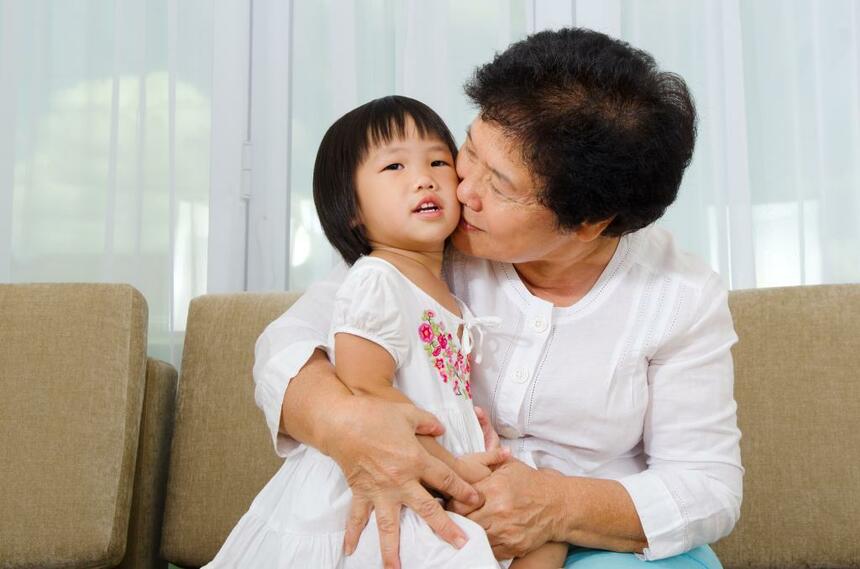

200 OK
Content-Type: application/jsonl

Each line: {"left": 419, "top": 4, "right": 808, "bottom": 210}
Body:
{"left": 627, "top": 225, "right": 720, "bottom": 292}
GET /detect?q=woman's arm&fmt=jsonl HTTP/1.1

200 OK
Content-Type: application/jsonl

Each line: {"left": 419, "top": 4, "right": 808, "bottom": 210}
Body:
{"left": 272, "top": 344, "right": 483, "bottom": 569}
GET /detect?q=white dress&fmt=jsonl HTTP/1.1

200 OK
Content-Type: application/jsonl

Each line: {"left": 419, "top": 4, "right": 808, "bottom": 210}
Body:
{"left": 205, "top": 256, "right": 502, "bottom": 569}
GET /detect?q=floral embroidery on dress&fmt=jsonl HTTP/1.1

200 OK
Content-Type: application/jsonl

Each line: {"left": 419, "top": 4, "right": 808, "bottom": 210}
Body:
{"left": 418, "top": 309, "right": 472, "bottom": 399}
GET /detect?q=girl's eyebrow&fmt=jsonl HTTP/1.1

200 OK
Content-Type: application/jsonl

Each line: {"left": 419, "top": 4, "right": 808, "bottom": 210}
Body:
{"left": 375, "top": 143, "right": 451, "bottom": 156}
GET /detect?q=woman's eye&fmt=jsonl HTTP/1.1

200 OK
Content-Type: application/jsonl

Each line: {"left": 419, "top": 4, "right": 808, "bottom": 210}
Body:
{"left": 383, "top": 163, "right": 403, "bottom": 171}
{"left": 431, "top": 160, "right": 450, "bottom": 167}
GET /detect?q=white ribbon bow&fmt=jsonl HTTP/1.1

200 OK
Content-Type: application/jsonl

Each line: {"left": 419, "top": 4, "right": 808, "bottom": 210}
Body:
{"left": 460, "top": 315, "right": 502, "bottom": 365}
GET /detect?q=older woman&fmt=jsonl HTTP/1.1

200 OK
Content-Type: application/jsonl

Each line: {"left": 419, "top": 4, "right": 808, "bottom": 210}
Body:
{"left": 254, "top": 28, "right": 742, "bottom": 569}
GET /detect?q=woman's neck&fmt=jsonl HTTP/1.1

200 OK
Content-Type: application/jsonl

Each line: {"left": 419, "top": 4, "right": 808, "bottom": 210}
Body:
{"left": 514, "top": 236, "right": 620, "bottom": 306}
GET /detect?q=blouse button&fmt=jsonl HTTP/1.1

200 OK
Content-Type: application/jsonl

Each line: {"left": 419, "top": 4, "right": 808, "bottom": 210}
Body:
{"left": 513, "top": 367, "right": 530, "bottom": 384}
{"left": 532, "top": 317, "right": 548, "bottom": 333}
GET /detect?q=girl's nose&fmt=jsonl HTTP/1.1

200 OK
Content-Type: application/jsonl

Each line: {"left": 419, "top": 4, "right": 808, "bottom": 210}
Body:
{"left": 414, "top": 175, "right": 436, "bottom": 191}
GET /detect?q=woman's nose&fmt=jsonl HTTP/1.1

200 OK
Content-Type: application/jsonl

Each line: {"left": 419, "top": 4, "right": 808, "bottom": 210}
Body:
{"left": 457, "top": 176, "right": 481, "bottom": 211}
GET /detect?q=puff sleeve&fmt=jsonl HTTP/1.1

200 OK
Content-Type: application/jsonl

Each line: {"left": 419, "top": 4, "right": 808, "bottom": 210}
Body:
{"left": 330, "top": 263, "right": 412, "bottom": 369}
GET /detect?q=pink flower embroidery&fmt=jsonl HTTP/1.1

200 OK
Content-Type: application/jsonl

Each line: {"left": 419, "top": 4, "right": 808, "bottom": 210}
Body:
{"left": 419, "top": 309, "right": 472, "bottom": 400}
{"left": 418, "top": 323, "right": 434, "bottom": 343}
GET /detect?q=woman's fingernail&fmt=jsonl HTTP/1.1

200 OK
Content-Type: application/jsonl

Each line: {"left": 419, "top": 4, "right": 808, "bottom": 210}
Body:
{"left": 454, "top": 535, "right": 468, "bottom": 549}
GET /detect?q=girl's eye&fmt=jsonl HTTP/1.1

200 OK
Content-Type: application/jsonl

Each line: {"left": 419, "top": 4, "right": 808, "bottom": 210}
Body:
{"left": 431, "top": 160, "right": 450, "bottom": 167}
{"left": 383, "top": 163, "right": 403, "bottom": 171}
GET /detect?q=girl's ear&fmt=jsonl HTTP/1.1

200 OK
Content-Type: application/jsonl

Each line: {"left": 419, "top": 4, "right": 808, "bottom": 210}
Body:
{"left": 351, "top": 203, "right": 365, "bottom": 228}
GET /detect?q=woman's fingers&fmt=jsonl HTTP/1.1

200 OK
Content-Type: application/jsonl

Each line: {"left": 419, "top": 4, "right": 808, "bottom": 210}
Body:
{"left": 403, "top": 481, "right": 469, "bottom": 550}
{"left": 342, "top": 495, "right": 372, "bottom": 555}
{"left": 374, "top": 501, "right": 403, "bottom": 569}
{"left": 421, "top": 454, "right": 482, "bottom": 508}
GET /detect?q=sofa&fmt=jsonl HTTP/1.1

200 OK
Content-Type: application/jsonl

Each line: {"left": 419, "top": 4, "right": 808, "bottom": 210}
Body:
{"left": 2, "top": 283, "right": 858, "bottom": 568}
{"left": 0, "top": 284, "right": 177, "bottom": 569}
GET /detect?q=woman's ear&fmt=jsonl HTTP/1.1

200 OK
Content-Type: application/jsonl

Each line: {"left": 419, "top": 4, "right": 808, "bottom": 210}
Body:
{"left": 574, "top": 216, "right": 616, "bottom": 242}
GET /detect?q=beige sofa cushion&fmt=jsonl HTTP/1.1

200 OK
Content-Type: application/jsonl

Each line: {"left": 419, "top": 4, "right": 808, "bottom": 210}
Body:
{"left": 715, "top": 284, "right": 860, "bottom": 568}
{"left": 161, "top": 292, "right": 301, "bottom": 568}
{"left": 0, "top": 284, "right": 148, "bottom": 569}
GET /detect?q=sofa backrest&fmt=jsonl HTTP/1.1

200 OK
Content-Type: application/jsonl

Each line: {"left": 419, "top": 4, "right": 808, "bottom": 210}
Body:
{"left": 714, "top": 284, "right": 860, "bottom": 568}
{"left": 160, "top": 292, "right": 301, "bottom": 568}
{"left": 161, "top": 285, "right": 860, "bottom": 568}
{"left": 0, "top": 284, "right": 148, "bottom": 569}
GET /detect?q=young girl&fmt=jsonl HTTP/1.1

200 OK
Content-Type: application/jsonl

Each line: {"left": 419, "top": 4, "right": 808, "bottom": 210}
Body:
{"left": 205, "top": 96, "right": 568, "bottom": 568}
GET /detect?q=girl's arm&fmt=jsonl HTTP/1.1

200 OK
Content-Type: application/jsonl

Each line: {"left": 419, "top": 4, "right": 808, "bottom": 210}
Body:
{"left": 335, "top": 333, "right": 508, "bottom": 485}
{"left": 509, "top": 542, "right": 569, "bottom": 568}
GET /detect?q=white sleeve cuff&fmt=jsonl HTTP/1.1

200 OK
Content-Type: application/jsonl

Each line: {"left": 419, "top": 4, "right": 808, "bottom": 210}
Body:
{"left": 253, "top": 339, "right": 328, "bottom": 458}
{"left": 617, "top": 470, "right": 688, "bottom": 561}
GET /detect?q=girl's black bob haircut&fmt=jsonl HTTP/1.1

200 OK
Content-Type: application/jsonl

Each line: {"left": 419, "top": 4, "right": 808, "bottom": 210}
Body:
{"left": 313, "top": 95, "right": 458, "bottom": 265}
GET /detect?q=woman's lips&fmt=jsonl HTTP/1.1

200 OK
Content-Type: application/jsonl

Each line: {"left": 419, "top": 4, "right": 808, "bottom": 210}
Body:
{"left": 458, "top": 217, "right": 481, "bottom": 232}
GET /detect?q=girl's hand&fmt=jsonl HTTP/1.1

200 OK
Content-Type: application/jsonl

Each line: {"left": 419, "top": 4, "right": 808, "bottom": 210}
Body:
{"left": 454, "top": 448, "right": 512, "bottom": 484}
{"left": 475, "top": 406, "right": 501, "bottom": 451}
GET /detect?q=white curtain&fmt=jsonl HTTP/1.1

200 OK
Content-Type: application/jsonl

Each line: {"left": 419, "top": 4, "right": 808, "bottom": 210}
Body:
{"left": 273, "top": 0, "right": 860, "bottom": 291}
{"left": 0, "top": 0, "right": 215, "bottom": 367}
{"left": 2, "top": 1, "right": 858, "bottom": 369}
{"left": 281, "top": 0, "right": 531, "bottom": 290}
{"left": 611, "top": 0, "right": 860, "bottom": 289}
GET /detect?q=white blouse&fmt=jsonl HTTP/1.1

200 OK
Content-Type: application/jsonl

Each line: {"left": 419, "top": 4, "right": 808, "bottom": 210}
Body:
{"left": 253, "top": 225, "right": 744, "bottom": 561}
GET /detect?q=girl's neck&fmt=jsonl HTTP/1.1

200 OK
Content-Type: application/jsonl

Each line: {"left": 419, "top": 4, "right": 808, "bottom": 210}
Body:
{"left": 369, "top": 245, "right": 445, "bottom": 280}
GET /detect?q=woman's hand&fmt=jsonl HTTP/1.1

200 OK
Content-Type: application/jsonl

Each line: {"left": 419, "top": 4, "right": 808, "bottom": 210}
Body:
{"left": 449, "top": 459, "right": 564, "bottom": 559}
{"left": 321, "top": 395, "right": 483, "bottom": 569}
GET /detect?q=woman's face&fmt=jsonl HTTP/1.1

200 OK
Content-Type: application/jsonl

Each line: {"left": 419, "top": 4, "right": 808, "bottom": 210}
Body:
{"left": 451, "top": 117, "right": 576, "bottom": 264}
{"left": 354, "top": 119, "right": 461, "bottom": 253}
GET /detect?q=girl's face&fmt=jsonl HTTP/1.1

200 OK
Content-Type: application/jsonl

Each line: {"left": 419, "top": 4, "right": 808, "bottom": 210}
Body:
{"left": 354, "top": 119, "right": 460, "bottom": 253}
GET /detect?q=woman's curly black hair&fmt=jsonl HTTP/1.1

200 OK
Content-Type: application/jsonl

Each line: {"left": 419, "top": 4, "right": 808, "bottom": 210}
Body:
{"left": 464, "top": 27, "right": 697, "bottom": 236}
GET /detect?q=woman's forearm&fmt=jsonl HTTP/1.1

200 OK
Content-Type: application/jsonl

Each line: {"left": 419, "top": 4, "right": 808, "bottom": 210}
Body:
{"left": 548, "top": 472, "right": 648, "bottom": 553}
{"left": 279, "top": 349, "right": 460, "bottom": 473}
{"left": 278, "top": 348, "right": 351, "bottom": 454}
